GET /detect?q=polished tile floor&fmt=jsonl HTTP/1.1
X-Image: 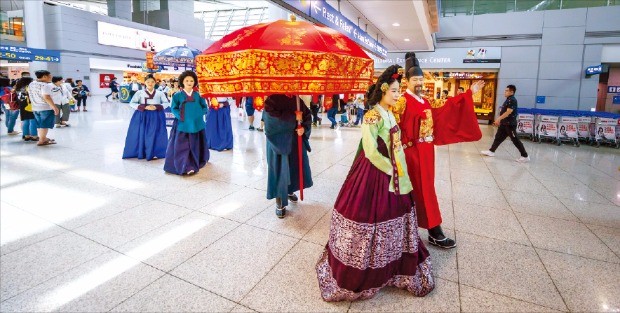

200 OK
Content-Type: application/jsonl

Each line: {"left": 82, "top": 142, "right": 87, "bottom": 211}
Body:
{"left": 1, "top": 97, "right": 619, "bottom": 312}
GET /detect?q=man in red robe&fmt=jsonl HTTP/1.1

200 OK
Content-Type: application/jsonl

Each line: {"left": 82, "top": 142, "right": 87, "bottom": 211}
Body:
{"left": 396, "top": 52, "right": 484, "bottom": 248}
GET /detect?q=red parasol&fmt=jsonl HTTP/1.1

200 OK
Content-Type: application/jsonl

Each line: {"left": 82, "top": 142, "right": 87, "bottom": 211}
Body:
{"left": 196, "top": 16, "right": 375, "bottom": 201}
{"left": 195, "top": 16, "right": 374, "bottom": 97}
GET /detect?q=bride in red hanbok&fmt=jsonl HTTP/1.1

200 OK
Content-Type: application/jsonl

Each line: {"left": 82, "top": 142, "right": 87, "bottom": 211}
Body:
{"left": 315, "top": 65, "right": 435, "bottom": 302}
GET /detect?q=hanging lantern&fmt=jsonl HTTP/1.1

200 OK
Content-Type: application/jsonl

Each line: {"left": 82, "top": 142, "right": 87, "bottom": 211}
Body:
{"left": 253, "top": 96, "right": 265, "bottom": 111}
{"left": 210, "top": 97, "right": 219, "bottom": 110}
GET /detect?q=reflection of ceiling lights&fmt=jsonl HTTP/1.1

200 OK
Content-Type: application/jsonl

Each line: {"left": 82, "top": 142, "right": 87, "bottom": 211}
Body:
{"left": 404, "top": 38, "right": 410, "bottom": 42}
{"left": 392, "top": 22, "right": 400, "bottom": 27}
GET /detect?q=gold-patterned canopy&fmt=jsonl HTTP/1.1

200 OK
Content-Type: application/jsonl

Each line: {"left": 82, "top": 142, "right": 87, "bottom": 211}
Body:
{"left": 196, "top": 18, "right": 374, "bottom": 97}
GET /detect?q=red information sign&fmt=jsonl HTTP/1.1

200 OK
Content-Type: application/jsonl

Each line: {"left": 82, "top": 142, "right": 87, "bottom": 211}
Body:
{"left": 99, "top": 73, "right": 114, "bottom": 88}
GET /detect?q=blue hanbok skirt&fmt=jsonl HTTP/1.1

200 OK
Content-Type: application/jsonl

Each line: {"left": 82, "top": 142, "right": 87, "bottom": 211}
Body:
{"left": 205, "top": 105, "right": 233, "bottom": 151}
{"left": 122, "top": 110, "right": 168, "bottom": 160}
{"left": 164, "top": 120, "right": 210, "bottom": 175}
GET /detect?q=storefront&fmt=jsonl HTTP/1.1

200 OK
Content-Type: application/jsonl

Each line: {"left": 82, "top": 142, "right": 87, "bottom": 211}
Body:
{"left": 373, "top": 47, "right": 502, "bottom": 123}
{"left": 89, "top": 57, "right": 183, "bottom": 95}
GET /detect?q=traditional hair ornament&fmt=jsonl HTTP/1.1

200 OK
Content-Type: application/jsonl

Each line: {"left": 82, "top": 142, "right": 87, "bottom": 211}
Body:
{"left": 380, "top": 82, "right": 389, "bottom": 92}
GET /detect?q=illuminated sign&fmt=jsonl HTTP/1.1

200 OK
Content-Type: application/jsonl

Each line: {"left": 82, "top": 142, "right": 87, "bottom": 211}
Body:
{"left": 585, "top": 65, "right": 602, "bottom": 75}
{"left": 97, "top": 21, "right": 187, "bottom": 52}
{"left": 0, "top": 45, "right": 60, "bottom": 63}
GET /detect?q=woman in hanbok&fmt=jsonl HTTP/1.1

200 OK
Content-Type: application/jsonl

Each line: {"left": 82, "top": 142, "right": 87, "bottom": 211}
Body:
{"left": 164, "top": 71, "right": 210, "bottom": 175}
{"left": 316, "top": 65, "right": 434, "bottom": 301}
{"left": 122, "top": 74, "right": 169, "bottom": 160}
{"left": 264, "top": 94, "right": 313, "bottom": 218}
{"left": 205, "top": 97, "right": 233, "bottom": 151}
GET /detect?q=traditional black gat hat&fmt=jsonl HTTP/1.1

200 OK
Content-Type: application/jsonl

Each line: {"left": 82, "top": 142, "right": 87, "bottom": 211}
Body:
{"left": 405, "top": 52, "right": 423, "bottom": 78}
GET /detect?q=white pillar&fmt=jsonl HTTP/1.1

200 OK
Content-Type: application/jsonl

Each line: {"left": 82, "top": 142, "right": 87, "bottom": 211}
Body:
{"left": 23, "top": 0, "right": 48, "bottom": 72}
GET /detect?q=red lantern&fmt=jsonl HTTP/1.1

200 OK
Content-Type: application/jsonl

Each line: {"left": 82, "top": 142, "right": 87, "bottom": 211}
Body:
{"left": 323, "top": 96, "right": 333, "bottom": 111}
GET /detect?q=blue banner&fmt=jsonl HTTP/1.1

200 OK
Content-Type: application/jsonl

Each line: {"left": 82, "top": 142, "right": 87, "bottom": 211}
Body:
{"left": 0, "top": 45, "right": 61, "bottom": 63}
{"left": 283, "top": 0, "right": 312, "bottom": 17}
{"left": 309, "top": 0, "right": 387, "bottom": 58}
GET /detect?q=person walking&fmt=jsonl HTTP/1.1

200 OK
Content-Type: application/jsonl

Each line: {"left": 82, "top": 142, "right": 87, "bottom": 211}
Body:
{"left": 316, "top": 65, "right": 434, "bottom": 301}
{"left": 105, "top": 77, "right": 119, "bottom": 101}
{"left": 15, "top": 77, "right": 37, "bottom": 141}
{"left": 1, "top": 79, "right": 20, "bottom": 135}
{"left": 264, "top": 94, "right": 313, "bottom": 218}
{"left": 480, "top": 84, "right": 530, "bottom": 163}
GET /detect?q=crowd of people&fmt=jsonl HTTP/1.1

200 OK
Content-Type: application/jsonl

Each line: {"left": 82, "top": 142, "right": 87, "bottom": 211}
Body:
{"left": 1, "top": 51, "right": 528, "bottom": 304}
{"left": 0, "top": 70, "right": 91, "bottom": 145}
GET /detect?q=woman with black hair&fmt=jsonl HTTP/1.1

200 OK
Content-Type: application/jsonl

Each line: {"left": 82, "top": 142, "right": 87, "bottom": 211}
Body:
{"left": 316, "top": 64, "right": 434, "bottom": 302}
{"left": 122, "top": 74, "right": 169, "bottom": 160}
{"left": 164, "top": 71, "right": 210, "bottom": 175}
{"left": 14, "top": 77, "right": 38, "bottom": 141}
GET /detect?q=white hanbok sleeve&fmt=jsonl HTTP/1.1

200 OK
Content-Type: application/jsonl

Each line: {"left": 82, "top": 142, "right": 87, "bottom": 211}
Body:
{"left": 129, "top": 90, "right": 142, "bottom": 110}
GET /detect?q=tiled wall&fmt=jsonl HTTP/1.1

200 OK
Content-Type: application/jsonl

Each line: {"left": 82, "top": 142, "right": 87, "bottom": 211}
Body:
{"left": 437, "top": 6, "right": 620, "bottom": 112}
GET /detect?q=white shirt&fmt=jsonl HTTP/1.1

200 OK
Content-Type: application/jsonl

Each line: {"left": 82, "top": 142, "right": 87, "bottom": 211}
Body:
{"left": 50, "top": 84, "right": 64, "bottom": 105}
{"left": 129, "top": 89, "right": 170, "bottom": 110}
{"left": 61, "top": 83, "right": 74, "bottom": 104}
{"left": 28, "top": 81, "right": 54, "bottom": 111}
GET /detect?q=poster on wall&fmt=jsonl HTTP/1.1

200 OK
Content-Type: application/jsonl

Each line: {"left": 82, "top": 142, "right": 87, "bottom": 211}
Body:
{"left": 99, "top": 73, "right": 115, "bottom": 88}
{"left": 97, "top": 21, "right": 187, "bottom": 52}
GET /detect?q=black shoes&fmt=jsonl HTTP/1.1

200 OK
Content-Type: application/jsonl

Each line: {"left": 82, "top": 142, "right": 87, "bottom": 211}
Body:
{"left": 288, "top": 193, "right": 298, "bottom": 203}
{"left": 428, "top": 236, "right": 456, "bottom": 249}
{"left": 428, "top": 225, "right": 456, "bottom": 249}
{"left": 249, "top": 126, "right": 255, "bottom": 131}
{"left": 275, "top": 198, "right": 286, "bottom": 218}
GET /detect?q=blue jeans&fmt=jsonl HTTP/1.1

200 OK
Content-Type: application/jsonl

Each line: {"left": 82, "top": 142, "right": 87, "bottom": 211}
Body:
{"left": 3, "top": 107, "right": 19, "bottom": 133}
{"left": 22, "top": 119, "right": 38, "bottom": 136}
{"left": 354, "top": 108, "right": 364, "bottom": 125}
{"left": 327, "top": 107, "right": 337, "bottom": 127}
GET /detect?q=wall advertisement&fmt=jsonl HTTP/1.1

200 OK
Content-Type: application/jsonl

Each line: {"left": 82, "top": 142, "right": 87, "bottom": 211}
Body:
{"left": 97, "top": 21, "right": 187, "bottom": 52}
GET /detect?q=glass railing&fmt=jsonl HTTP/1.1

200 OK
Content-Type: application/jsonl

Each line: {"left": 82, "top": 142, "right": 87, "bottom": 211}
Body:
{"left": 440, "top": 0, "right": 619, "bottom": 16}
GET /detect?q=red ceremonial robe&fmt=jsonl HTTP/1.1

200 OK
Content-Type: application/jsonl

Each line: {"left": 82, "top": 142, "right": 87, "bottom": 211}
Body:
{"left": 399, "top": 89, "right": 481, "bottom": 229}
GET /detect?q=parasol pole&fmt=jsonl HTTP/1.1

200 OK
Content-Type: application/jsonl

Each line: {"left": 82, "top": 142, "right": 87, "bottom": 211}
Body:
{"left": 295, "top": 95, "right": 304, "bottom": 201}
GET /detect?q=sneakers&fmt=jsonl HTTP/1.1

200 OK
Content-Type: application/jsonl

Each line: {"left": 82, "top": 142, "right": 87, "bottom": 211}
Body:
{"left": 249, "top": 125, "right": 255, "bottom": 131}
{"left": 257, "top": 127, "right": 264, "bottom": 132}
{"left": 288, "top": 193, "right": 298, "bottom": 203}
{"left": 7, "top": 131, "right": 20, "bottom": 135}
{"left": 516, "top": 156, "right": 530, "bottom": 163}
{"left": 480, "top": 150, "right": 495, "bottom": 157}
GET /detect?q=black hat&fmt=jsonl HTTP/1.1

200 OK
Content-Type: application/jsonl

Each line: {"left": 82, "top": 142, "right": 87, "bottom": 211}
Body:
{"left": 405, "top": 52, "right": 423, "bottom": 78}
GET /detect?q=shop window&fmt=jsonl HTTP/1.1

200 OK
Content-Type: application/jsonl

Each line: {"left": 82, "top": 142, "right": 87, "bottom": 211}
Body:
{"left": 441, "top": 0, "right": 474, "bottom": 16}
{"left": 474, "top": 0, "right": 516, "bottom": 14}
{"left": 515, "top": 0, "right": 560, "bottom": 11}
{"left": 0, "top": 10, "right": 25, "bottom": 41}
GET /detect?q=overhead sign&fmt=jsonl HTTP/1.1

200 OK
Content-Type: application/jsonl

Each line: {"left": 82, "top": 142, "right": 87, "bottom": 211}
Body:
{"left": 463, "top": 48, "right": 501, "bottom": 63}
{"left": 310, "top": 0, "right": 388, "bottom": 58}
{"left": 281, "top": 0, "right": 387, "bottom": 58}
{"left": 536, "top": 96, "right": 546, "bottom": 104}
{"left": 585, "top": 65, "right": 602, "bottom": 75}
{"left": 97, "top": 21, "right": 187, "bottom": 52}
{"left": 613, "top": 96, "right": 620, "bottom": 105}
{"left": 372, "top": 48, "right": 502, "bottom": 69}
{"left": 0, "top": 45, "right": 61, "bottom": 63}
{"left": 608, "top": 86, "right": 620, "bottom": 93}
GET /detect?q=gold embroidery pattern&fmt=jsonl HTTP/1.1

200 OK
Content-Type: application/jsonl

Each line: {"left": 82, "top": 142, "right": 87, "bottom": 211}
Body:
{"left": 316, "top": 251, "right": 434, "bottom": 302}
{"left": 196, "top": 50, "right": 373, "bottom": 96}
{"left": 327, "top": 210, "right": 419, "bottom": 270}
{"left": 279, "top": 28, "right": 306, "bottom": 46}
{"left": 363, "top": 109, "right": 381, "bottom": 125}
{"left": 221, "top": 29, "right": 259, "bottom": 48}
{"left": 331, "top": 34, "right": 351, "bottom": 51}
{"left": 391, "top": 96, "right": 406, "bottom": 123}
{"left": 419, "top": 109, "right": 434, "bottom": 140}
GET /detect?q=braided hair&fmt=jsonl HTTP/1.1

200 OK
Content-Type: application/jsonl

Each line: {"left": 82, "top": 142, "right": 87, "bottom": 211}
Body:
{"left": 367, "top": 64, "right": 403, "bottom": 107}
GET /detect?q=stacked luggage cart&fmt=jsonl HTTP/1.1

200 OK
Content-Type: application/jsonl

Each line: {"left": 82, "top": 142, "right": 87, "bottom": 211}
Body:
{"left": 516, "top": 108, "right": 620, "bottom": 149}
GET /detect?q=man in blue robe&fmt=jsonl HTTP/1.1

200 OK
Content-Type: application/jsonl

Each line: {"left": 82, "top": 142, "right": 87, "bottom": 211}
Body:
{"left": 264, "top": 94, "right": 313, "bottom": 218}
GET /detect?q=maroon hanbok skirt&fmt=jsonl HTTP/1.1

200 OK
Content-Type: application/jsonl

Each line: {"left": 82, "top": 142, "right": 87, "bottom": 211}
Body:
{"left": 316, "top": 138, "right": 435, "bottom": 302}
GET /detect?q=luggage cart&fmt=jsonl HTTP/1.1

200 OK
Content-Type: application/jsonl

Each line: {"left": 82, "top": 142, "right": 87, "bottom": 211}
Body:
{"left": 577, "top": 116, "right": 592, "bottom": 145}
{"left": 557, "top": 116, "right": 580, "bottom": 147}
{"left": 516, "top": 113, "right": 535, "bottom": 141}
{"left": 536, "top": 115, "right": 560, "bottom": 145}
{"left": 592, "top": 117, "right": 620, "bottom": 148}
